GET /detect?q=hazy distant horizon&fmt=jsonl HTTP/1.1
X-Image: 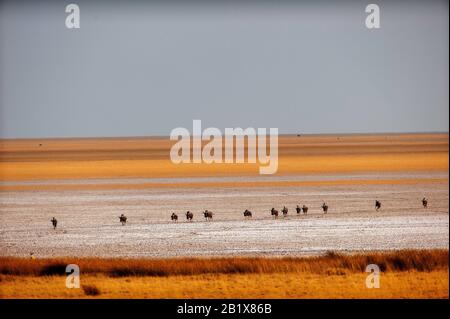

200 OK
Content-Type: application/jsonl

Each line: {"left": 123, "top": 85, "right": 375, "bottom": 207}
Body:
{"left": 0, "top": 131, "right": 448, "bottom": 141}
{"left": 1, "top": 0, "right": 448, "bottom": 139}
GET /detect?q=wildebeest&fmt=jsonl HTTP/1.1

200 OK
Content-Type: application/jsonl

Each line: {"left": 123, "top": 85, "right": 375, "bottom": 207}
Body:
{"left": 203, "top": 210, "right": 213, "bottom": 221}
{"left": 282, "top": 206, "right": 288, "bottom": 217}
{"left": 271, "top": 208, "right": 279, "bottom": 218}
{"left": 302, "top": 205, "right": 308, "bottom": 214}
{"left": 422, "top": 197, "right": 428, "bottom": 208}
{"left": 321, "top": 203, "right": 328, "bottom": 214}
{"left": 171, "top": 213, "right": 178, "bottom": 222}
{"left": 243, "top": 209, "right": 252, "bottom": 218}
{"left": 186, "top": 211, "right": 194, "bottom": 221}
{"left": 296, "top": 205, "right": 301, "bottom": 214}
{"left": 375, "top": 200, "right": 381, "bottom": 211}
{"left": 50, "top": 217, "right": 57, "bottom": 229}
{"left": 119, "top": 214, "right": 127, "bottom": 225}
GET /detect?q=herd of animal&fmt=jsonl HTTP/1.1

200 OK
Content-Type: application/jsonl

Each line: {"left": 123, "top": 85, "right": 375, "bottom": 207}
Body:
{"left": 49, "top": 197, "right": 429, "bottom": 228}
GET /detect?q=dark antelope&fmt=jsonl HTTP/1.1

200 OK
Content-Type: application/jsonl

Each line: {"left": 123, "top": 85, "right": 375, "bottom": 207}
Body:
{"left": 422, "top": 197, "right": 428, "bottom": 208}
{"left": 119, "top": 214, "right": 127, "bottom": 226}
{"left": 375, "top": 200, "right": 381, "bottom": 211}
{"left": 271, "top": 208, "right": 279, "bottom": 218}
{"left": 296, "top": 205, "right": 301, "bottom": 214}
{"left": 186, "top": 211, "right": 194, "bottom": 221}
{"left": 321, "top": 203, "right": 328, "bottom": 214}
{"left": 243, "top": 209, "right": 252, "bottom": 218}
{"left": 302, "top": 205, "right": 308, "bottom": 214}
{"left": 171, "top": 213, "right": 178, "bottom": 222}
{"left": 281, "top": 206, "right": 288, "bottom": 217}
{"left": 203, "top": 210, "right": 213, "bottom": 221}
{"left": 50, "top": 217, "right": 57, "bottom": 230}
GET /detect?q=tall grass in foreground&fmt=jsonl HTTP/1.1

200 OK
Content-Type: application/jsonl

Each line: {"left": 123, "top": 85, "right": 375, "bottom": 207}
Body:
{"left": 0, "top": 250, "right": 447, "bottom": 277}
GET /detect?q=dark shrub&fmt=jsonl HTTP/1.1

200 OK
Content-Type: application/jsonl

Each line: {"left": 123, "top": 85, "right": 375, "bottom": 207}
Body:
{"left": 39, "top": 263, "right": 67, "bottom": 276}
{"left": 82, "top": 285, "right": 101, "bottom": 296}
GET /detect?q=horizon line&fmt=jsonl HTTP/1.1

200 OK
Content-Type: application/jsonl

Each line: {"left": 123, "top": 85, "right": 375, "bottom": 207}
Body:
{"left": 0, "top": 131, "right": 448, "bottom": 141}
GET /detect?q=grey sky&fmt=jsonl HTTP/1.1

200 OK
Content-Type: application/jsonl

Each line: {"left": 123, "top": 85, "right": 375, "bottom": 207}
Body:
{"left": 0, "top": 0, "right": 448, "bottom": 138}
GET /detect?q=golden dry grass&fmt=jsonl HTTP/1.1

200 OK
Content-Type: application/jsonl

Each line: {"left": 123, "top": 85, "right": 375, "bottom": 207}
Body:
{"left": 1, "top": 271, "right": 448, "bottom": 299}
{"left": 0, "top": 250, "right": 448, "bottom": 299}
{"left": 0, "top": 134, "right": 448, "bottom": 182}
{"left": 1, "top": 250, "right": 448, "bottom": 277}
